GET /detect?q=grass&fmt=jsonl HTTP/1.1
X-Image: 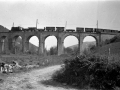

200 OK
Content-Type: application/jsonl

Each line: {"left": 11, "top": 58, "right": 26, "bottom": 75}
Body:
{"left": 1, "top": 54, "right": 71, "bottom": 66}
{"left": 0, "top": 54, "right": 71, "bottom": 84}
{"left": 95, "top": 42, "right": 120, "bottom": 55}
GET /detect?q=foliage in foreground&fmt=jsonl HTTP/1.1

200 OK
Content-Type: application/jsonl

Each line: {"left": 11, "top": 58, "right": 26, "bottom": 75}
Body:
{"left": 52, "top": 55, "right": 120, "bottom": 90}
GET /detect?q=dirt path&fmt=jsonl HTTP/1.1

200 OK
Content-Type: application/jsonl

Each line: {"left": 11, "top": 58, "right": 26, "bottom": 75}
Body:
{"left": 0, "top": 65, "right": 78, "bottom": 90}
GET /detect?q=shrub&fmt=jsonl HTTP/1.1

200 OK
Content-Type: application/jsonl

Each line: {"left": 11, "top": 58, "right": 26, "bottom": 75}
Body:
{"left": 52, "top": 55, "right": 90, "bottom": 88}
{"left": 89, "top": 62, "right": 120, "bottom": 90}
{"left": 52, "top": 54, "right": 120, "bottom": 90}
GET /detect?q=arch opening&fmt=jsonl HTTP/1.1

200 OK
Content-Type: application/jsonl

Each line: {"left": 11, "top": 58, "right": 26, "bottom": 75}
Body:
{"left": 13, "top": 36, "right": 22, "bottom": 54}
{"left": 28, "top": 36, "right": 39, "bottom": 54}
{"left": 82, "top": 36, "right": 96, "bottom": 55}
{"left": 0, "top": 36, "right": 7, "bottom": 54}
{"left": 64, "top": 35, "right": 79, "bottom": 55}
{"left": 45, "top": 36, "right": 57, "bottom": 55}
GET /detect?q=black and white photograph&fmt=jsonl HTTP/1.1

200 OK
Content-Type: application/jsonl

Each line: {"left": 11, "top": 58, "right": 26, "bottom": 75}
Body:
{"left": 0, "top": 0, "right": 120, "bottom": 90}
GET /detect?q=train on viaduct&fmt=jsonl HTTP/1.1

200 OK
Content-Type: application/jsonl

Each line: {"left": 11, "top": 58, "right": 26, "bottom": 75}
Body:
{"left": 0, "top": 26, "right": 119, "bottom": 55}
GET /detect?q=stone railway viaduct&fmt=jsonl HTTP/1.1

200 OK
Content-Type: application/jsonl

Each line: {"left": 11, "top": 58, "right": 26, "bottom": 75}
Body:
{"left": 0, "top": 30, "right": 118, "bottom": 55}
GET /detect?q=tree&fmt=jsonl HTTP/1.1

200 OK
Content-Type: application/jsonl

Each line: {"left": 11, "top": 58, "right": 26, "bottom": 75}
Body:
{"left": 48, "top": 46, "right": 57, "bottom": 55}
{"left": 64, "top": 47, "right": 73, "bottom": 54}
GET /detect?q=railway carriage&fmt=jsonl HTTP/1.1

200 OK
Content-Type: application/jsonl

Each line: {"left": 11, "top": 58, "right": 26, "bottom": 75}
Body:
{"left": 28, "top": 27, "right": 37, "bottom": 31}
{"left": 85, "top": 28, "right": 93, "bottom": 32}
{"left": 76, "top": 27, "right": 84, "bottom": 32}
{"left": 110, "top": 30, "right": 119, "bottom": 33}
{"left": 104, "top": 29, "right": 111, "bottom": 33}
{"left": 11, "top": 27, "right": 22, "bottom": 32}
{"left": 94, "top": 28, "right": 104, "bottom": 33}
{"left": 37, "top": 27, "right": 45, "bottom": 32}
{"left": 46, "top": 27, "right": 55, "bottom": 31}
{"left": 56, "top": 27, "right": 64, "bottom": 32}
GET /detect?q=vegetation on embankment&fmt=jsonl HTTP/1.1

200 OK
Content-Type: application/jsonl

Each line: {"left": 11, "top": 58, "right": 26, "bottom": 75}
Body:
{"left": 104, "top": 35, "right": 120, "bottom": 44}
{"left": 52, "top": 54, "right": 120, "bottom": 90}
{"left": 94, "top": 35, "right": 120, "bottom": 55}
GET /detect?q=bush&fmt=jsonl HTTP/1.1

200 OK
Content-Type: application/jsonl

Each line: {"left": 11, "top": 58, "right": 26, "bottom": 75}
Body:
{"left": 52, "top": 55, "right": 120, "bottom": 90}
{"left": 89, "top": 62, "right": 120, "bottom": 90}
{"left": 52, "top": 55, "right": 90, "bottom": 88}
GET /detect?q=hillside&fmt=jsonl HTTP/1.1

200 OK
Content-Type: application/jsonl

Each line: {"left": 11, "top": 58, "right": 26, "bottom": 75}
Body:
{"left": 0, "top": 25, "right": 9, "bottom": 32}
{"left": 69, "top": 41, "right": 96, "bottom": 51}
{"left": 95, "top": 42, "right": 120, "bottom": 55}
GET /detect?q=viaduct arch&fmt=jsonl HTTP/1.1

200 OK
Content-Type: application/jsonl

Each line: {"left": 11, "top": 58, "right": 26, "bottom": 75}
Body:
{"left": 0, "top": 30, "right": 118, "bottom": 55}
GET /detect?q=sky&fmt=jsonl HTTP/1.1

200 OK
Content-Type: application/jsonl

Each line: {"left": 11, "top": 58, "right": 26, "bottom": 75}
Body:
{"left": 0, "top": 0, "right": 120, "bottom": 49}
